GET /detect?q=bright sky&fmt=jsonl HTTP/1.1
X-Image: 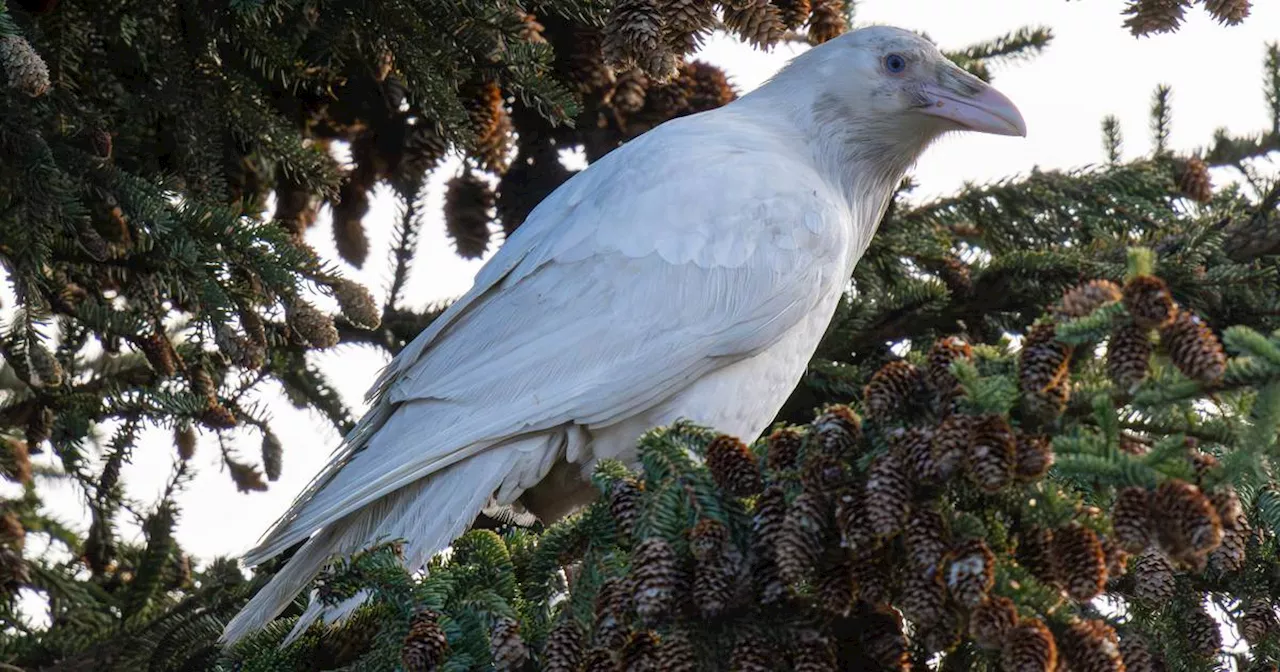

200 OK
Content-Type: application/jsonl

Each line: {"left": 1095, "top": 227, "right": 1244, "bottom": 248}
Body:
{"left": 10, "top": 0, "right": 1280, "bottom": 619}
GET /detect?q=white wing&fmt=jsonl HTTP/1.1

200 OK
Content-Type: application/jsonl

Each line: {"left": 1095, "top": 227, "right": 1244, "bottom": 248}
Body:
{"left": 246, "top": 108, "right": 851, "bottom": 566}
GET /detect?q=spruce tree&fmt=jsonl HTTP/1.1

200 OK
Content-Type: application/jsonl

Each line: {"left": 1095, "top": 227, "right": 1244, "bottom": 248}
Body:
{"left": 1, "top": 0, "right": 1277, "bottom": 670}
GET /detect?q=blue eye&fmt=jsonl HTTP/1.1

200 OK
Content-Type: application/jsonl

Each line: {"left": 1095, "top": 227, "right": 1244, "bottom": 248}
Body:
{"left": 885, "top": 53, "right": 907, "bottom": 73}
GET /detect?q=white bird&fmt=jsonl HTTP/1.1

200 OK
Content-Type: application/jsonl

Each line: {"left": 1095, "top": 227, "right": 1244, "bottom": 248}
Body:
{"left": 221, "top": 25, "right": 1026, "bottom": 645}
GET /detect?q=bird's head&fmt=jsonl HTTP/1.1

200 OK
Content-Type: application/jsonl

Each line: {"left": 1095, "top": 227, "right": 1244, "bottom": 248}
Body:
{"left": 759, "top": 25, "right": 1026, "bottom": 164}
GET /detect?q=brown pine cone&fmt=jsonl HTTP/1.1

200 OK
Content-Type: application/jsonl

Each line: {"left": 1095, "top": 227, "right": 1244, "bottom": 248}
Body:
{"left": 609, "top": 478, "right": 644, "bottom": 540}
{"left": 860, "top": 610, "right": 910, "bottom": 672}
{"left": 791, "top": 633, "right": 837, "bottom": 672}
{"left": 1019, "top": 321, "right": 1073, "bottom": 396}
{"left": 1133, "top": 547, "right": 1176, "bottom": 604}
{"left": 729, "top": 629, "right": 776, "bottom": 671}
{"left": 287, "top": 300, "right": 339, "bottom": 349}
{"left": 594, "top": 577, "right": 631, "bottom": 649}
{"left": 851, "top": 548, "right": 893, "bottom": 608}
{"left": 443, "top": 172, "right": 495, "bottom": 260}
{"left": 810, "top": 404, "right": 861, "bottom": 457}
{"left": 933, "top": 414, "right": 971, "bottom": 481}
{"left": 1159, "top": 309, "right": 1227, "bottom": 386}
{"left": 621, "top": 630, "right": 659, "bottom": 671}
{"left": 970, "top": 595, "right": 1020, "bottom": 650}
{"left": 863, "top": 360, "right": 923, "bottom": 422}
{"left": 630, "top": 537, "right": 684, "bottom": 622}
{"left": 925, "top": 335, "right": 972, "bottom": 404}
{"left": 1122, "top": 275, "right": 1176, "bottom": 330}
{"left": 602, "top": 0, "right": 664, "bottom": 69}
{"left": 1152, "top": 478, "right": 1222, "bottom": 566}
{"left": 1123, "top": 0, "right": 1190, "bottom": 36}
{"left": 1185, "top": 601, "right": 1222, "bottom": 658}
{"left": 806, "top": 0, "right": 848, "bottom": 44}
{"left": 773, "top": 0, "right": 811, "bottom": 29}
{"left": 490, "top": 617, "right": 527, "bottom": 671}
{"left": 1017, "top": 526, "right": 1059, "bottom": 586}
{"left": 899, "top": 568, "right": 948, "bottom": 627}
{"left": 1054, "top": 524, "right": 1107, "bottom": 602}
{"left": 895, "top": 426, "right": 940, "bottom": 485}
{"left": 402, "top": 610, "right": 449, "bottom": 672}
{"left": 865, "top": 453, "right": 911, "bottom": 538}
{"left": 663, "top": 0, "right": 716, "bottom": 40}
{"left": 1101, "top": 535, "right": 1130, "bottom": 581}
{"left": 1058, "top": 618, "right": 1124, "bottom": 672}
{"left": 1208, "top": 523, "right": 1248, "bottom": 574}
{"left": 1118, "top": 631, "right": 1162, "bottom": 672}
{"left": 721, "top": 1, "right": 786, "bottom": 50}
{"left": 801, "top": 453, "right": 848, "bottom": 495}
{"left": 174, "top": 425, "right": 197, "bottom": 462}
{"left": 580, "top": 648, "right": 619, "bottom": 672}
{"left": 1202, "top": 0, "right": 1251, "bottom": 24}
{"left": 1055, "top": 279, "right": 1122, "bottom": 318}
{"left": 541, "top": 617, "right": 585, "bottom": 672}
{"left": 692, "top": 550, "right": 737, "bottom": 617}
{"left": 653, "top": 630, "right": 696, "bottom": 672}
{"left": 1013, "top": 432, "right": 1054, "bottom": 482}
{"left": 1176, "top": 156, "right": 1213, "bottom": 202}
{"left": 777, "top": 491, "right": 829, "bottom": 585}
{"left": 764, "top": 426, "right": 803, "bottom": 471}
{"left": 329, "top": 278, "right": 381, "bottom": 330}
{"left": 904, "top": 506, "right": 948, "bottom": 575}
{"left": 0, "top": 35, "right": 50, "bottom": 97}
{"left": 681, "top": 60, "right": 737, "bottom": 113}
{"left": 814, "top": 548, "right": 855, "bottom": 616}
{"left": 968, "top": 414, "right": 1015, "bottom": 492}
{"left": 946, "top": 538, "right": 995, "bottom": 608}
{"left": 1239, "top": 600, "right": 1277, "bottom": 645}
{"left": 834, "top": 488, "right": 874, "bottom": 553}
{"left": 1001, "top": 618, "right": 1058, "bottom": 672}
{"left": 1116, "top": 483, "right": 1157, "bottom": 552}
{"left": 1107, "top": 322, "right": 1154, "bottom": 391}
{"left": 706, "top": 435, "right": 762, "bottom": 497}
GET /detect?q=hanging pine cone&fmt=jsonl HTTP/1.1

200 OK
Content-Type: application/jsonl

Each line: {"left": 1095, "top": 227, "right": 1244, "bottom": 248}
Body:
{"left": 609, "top": 478, "right": 644, "bottom": 539}
{"left": 922, "top": 607, "right": 964, "bottom": 655}
{"left": 621, "top": 630, "right": 659, "bottom": 671}
{"left": 490, "top": 617, "right": 528, "bottom": 671}
{"left": 1001, "top": 618, "right": 1059, "bottom": 672}
{"left": 865, "top": 453, "right": 911, "bottom": 538}
{"left": 402, "top": 610, "right": 449, "bottom": 672}
{"left": 330, "top": 278, "right": 381, "bottom": 329}
{"left": 904, "top": 506, "right": 948, "bottom": 575}
{"left": 681, "top": 60, "right": 737, "bottom": 113}
{"left": 663, "top": 0, "right": 716, "bottom": 40}
{"left": 0, "top": 437, "right": 29, "bottom": 486}
{"left": 774, "top": 0, "right": 811, "bottom": 29}
{"left": 594, "top": 577, "right": 631, "bottom": 649}
{"left": 1110, "top": 485, "right": 1154, "bottom": 552}
{"left": 970, "top": 596, "right": 1020, "bottom": 650}
{"left": 1152, "top": 478, "right": 1222, "bottom": 566}
{"left": 899, "top": 568, "right": 948, "bottom": 627}
{"left": 654, "top": 630, "right": 696, "bottom": 672}
{"left": 580, "top": 648, "right": 618, "bottom": 672}
{"left": 1240, "top": 600, "right": 1277, "bottom": 645}
{"left": 777, "top": 491, "right": 828, "bottom": 585}
{"left": 894, "top": 426, "right": 940, "bottom": 486}
{"left": 834, "top": 488, "right": 874, "bottom": 552}
{"left": 286, "top": 300, "right": 339, "bottom": 349}
{"left": 542, "top": 617, "right": 585, "bottom": 672}
{"left": 568, "top": 28, "right": 616, "bottom": 95}
{"left": 463, "top": 80, "right": 503, "bottom": 148}
{"left": 1056, "top": 279, "right": 1123, "bottom": 318}
{"left": 1059, "top": 618, "right": 1124, "bottom": 672}
{"left": 1159, "top": 309, "right": 1227, "bottom": 385}
{"left": 690, "top": 518, "right": 728, "bottom": 563}
{"left": 25, "top": 342, "right": 62, "bottom": 389}
{"left": 0, "top": 35, "right": 50, "bottom": 97}
{"left": 749, "top": 487, "right": 787, "bottom": 601}
{"left": 723, "top": 1, "right": 786, "bottom": 50}
{"left": 25, "top": 406, "right": 53, "bottom": 447}
{"left": 1123, "top": 0, "right": 1190, "bottom": 36}
{"left": 444, "top": 173, "right": 495, "bottom": 260}
{"left": 801, "top": 453, "right": 847, "bottom": 495}
{"left": 946, "top": 538, "right": 995, "bottom": 608}
{"left": 813, "top": 548, "right": 855, "bottom": 616}
{"left": 860, "top": 610, "right": 910, "bottom": 672}
{"left": 806, "top": 0, "right": 848, "bottom": 44}
{"left": 852, "top": 548, "right": 893, "bottom": 608}
{"left": 706, "top": 434, "right": 762, "bottom": 497}
{"left": 925, "top": 336, "right": 972, "bottom": 406}
{"left": 1201, "top": 0, "right": 1251, "bottom": 23}
{"left": 791, "top": 632, "right": 838, "bottom": 672}
{"left": 333, "top": 179, "right": 371, "bottom": 267}
{"left": 863, "top": 360, "right": 923, "bottom": 422}
{"left": 1013, "top": 432, "right": 1054, "bottom": 482}
{"left": 811, "top": 404, "right": 861, "bottom": 457}
{"left": 1017, "top": 526, "right": 1059, "bottom": 586}
{"left": 1211, "top": 487, "right": 1246, "bottom": 531}
{"left": 933, "top": 414, "right": 971, "bottom": 481}
{"left": 1054, "top": 524, "right": 1108, "bottom": 602}
{"left": 1102, "top": 536, "right": 1129, "bottom": 582}
{"left": 1176, "top": 156, "right": 1213, "bottom": 202}
{"left": 1123, "top": 275, "right": 1176, "bottom": 330}
{"left": 630, "top": 537, "right": 684, "bottom": 622}
{"left": 729, "top": 629, "right": 776, "bottom": 671}
{"left": 764, "top": 427, "right": 803, "bottom": 471}
{"left": 1208, "top": 522, "right": 1247, "bottom": 574}
{"left": 135, "top": 332, "right": 178, "bottom": 376}
{"left": 1107, "top": 322, "right": 1154, "bottom": 391}
{"left": 1185, "top": 601, "right": 1222, "bottom": 658}
{"left": 1118, "top": 631, "right": 1161, "bottom": 672}
{"left": 603, "top": 0, "right": 670, "bottom": 78}
{"left": 692, "top": 524, "right": 737, "bottom": 618}
{"left": 968, "top": 414, "right": 1015, "bottom": 493}
{"left": 1133, "top": 547, "right": 1176, "bottom": 604}
{"left": 261, "top": 430, "right": 283, "bottom": 481}
{"left": 1019, "top": 321, "right": 1072, "bottom": 396}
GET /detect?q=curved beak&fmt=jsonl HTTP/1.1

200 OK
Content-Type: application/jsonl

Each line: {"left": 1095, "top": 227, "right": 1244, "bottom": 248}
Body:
{"left": 917, "top": 63, "right": 1027, "bottom": 137}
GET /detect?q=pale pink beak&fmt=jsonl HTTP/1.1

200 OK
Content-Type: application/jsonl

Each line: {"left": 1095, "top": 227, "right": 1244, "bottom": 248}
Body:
{"left": 917, "top": 78, "right": 1027, "bottom": 137}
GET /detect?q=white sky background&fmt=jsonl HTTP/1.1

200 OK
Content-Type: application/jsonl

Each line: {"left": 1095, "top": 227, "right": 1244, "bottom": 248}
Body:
{"left": 8, "top": 0, "right": 1280, "bottom": 617}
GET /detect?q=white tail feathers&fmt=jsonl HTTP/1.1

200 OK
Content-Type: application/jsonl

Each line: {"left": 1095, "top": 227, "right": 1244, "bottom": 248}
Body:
{"left": 220, "top": 434, "right": 562, "bottom": 646}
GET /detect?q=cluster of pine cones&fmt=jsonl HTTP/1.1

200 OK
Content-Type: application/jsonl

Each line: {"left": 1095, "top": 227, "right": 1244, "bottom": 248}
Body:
{"left": 1123, "top": 0, "right": 1251, "bottom": 36}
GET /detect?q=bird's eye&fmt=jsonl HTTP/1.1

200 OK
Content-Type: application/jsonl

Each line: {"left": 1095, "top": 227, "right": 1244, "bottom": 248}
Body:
{"left": 884, "top": 53, "right": 907, "bottom": 74}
